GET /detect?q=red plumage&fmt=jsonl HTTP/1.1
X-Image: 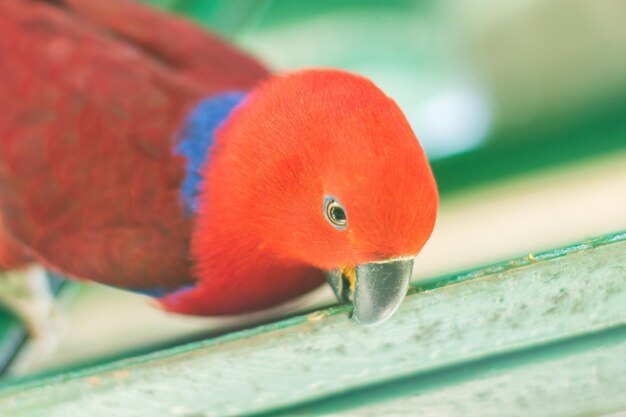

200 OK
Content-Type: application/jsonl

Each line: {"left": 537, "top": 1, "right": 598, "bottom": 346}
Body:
{"left": 0, "top": 212, "right": 30, "bottom": 270}
{"left": 162, "top": 70, "right": 438, "bottom": 315}
{"left": 0, "top": 0, "right": 268, "bottom": 291}
{"left": 0, "top": 0, "right": 438, "bottom": 318}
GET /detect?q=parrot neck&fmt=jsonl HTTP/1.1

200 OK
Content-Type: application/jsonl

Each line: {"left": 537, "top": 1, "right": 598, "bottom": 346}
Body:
{"left": 175, "top": 91, "right": 248, "bottom": 213}
{"left": 129, "top": 92, "right": 247, "bottom": 299}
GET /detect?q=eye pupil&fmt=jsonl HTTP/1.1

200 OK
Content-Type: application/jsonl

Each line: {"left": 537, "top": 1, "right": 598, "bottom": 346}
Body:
{"left": 330, "top": 206, "right": 346, "bottom": 222}
{"left": 324, "top": 197, "right": 347, "bottom": 230}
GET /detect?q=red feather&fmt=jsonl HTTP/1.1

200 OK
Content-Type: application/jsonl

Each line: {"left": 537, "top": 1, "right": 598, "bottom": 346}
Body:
{"left": 0, "top": 212, "right": 31, "bottom": 269}
{"left": 0, "top": 0, "right": 268, "bottom": 291}
{"left": 162, "top": 70, "right": 438, "bottom": 315}
{"left": 1, "top": 1, "right": 437, "bottom": 317}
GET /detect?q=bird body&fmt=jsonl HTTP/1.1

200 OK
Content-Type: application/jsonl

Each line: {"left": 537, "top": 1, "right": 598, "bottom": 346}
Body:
{"left": 0, "top": 0, "right": 267, "bottom": 289}
{"left": 0, "top": 0, "right": 438, "bottom": 324}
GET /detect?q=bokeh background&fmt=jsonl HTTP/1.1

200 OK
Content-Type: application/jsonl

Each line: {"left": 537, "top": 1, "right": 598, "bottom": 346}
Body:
{"left": 1, "top": 0, "right": 625, "bottom": 380}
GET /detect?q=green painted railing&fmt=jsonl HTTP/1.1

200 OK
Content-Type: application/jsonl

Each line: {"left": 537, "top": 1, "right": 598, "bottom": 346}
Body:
{"left": 0, "top": 232, "right": 623, "bottom": 417}
{"left": 0, "top": 2, "right": 624, "bottom": 414}
{"left": 2, "top": 0, "right": 625, "bottom": 375}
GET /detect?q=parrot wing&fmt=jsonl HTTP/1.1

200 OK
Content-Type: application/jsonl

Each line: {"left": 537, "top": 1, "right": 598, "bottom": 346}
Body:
{"left": 60, "top": 0, "right": 269, "bottom": 90}
{"left": 0, "top": 0, "right": 268, "bottom": 290}
{"left": 0, "top": 212, "right": 31, "bottom": 270}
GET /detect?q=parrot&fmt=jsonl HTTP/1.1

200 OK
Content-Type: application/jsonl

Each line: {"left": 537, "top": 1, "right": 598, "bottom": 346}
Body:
{"left": 0, "top": 0, "right": 438, "bottom": 331}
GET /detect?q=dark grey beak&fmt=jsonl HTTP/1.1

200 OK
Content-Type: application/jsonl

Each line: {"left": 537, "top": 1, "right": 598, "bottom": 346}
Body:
{"left": 326, "top": 257, "right": 414, "bottom": 326}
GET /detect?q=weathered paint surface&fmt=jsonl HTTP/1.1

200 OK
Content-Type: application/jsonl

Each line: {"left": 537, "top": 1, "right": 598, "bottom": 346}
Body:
{"left": 0, "top": 233, "right": 624, "bottom": 417}
{"left": 277, "top": 328, "right": 626, "bottom": 417}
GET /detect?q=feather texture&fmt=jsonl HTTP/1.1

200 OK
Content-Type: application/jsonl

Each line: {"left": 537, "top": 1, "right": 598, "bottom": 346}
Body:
{"left": 161, "top": 70, "right": 438, "bottom": 315}
{"left": 0, "top": 1, "right": 437, "bottom": 318}
{"left": 0, "top": 0, "right": 268, "bottom": 290}
{"left": 0, "top": 212, "right": 31, "bottom": 269}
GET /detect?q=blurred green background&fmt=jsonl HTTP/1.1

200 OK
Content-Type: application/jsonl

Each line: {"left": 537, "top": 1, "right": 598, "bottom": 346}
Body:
{"left": 0, "top": 0, "right": 624, "bottom": 381}
{"left": 154, "top": 0, "right": 626, "bottom": 194}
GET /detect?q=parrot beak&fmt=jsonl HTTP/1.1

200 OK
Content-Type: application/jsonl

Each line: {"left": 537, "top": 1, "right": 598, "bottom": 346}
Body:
{"left": 326, "top": 256, "right": 414, "bottom": 326}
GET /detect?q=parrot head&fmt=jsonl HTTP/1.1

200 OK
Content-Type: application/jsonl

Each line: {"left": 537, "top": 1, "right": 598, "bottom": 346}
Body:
{"left": 189, "top": 69, "right": 438, "bottom": 325}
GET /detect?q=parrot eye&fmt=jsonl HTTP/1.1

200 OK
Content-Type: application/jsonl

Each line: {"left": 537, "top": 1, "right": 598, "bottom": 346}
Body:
{"left": 324, "top": 197, "right": 347, "bottom": 230}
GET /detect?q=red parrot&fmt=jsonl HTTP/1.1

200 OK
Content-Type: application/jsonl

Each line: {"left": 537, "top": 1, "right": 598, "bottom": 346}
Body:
{"left": 0, "top": 0, "right": 438, "bottom": 326}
